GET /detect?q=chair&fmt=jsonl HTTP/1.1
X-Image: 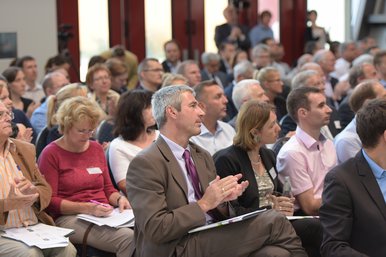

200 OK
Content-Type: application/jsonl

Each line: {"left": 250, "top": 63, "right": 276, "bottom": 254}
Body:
{"left": 272, "top": 137, "right": 290, "bottom": 157}
{"left": 35, "top": 126, "right": 49, "bottom": 159}
{"left": 95, "top": 119, "right": 115, "bottom": 144}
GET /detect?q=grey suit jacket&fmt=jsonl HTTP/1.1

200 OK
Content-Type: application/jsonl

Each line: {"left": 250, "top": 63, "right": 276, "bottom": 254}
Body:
{"left": 320, "top": 151, "right": 386, "bottom": 257}
{"left": 126, "top": 136, "right": 218, "bottom": 257}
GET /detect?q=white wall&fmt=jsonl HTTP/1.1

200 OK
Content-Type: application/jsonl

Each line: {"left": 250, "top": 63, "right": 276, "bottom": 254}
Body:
{"left": 0, "top": 0, "right": 58, "bottom": 82}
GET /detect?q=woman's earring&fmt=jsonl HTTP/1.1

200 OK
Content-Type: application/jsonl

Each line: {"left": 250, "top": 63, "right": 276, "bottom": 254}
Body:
{"left": 253, "top": 134, "right": 261, "bottom": 143}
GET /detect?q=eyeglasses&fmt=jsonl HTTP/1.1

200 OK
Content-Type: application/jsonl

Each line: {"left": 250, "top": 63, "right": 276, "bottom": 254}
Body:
{"left": 0, "top": 111, "right": 14, "bottom": 121}
{"left": 76, "top": 129, "right": 95, "bottom": 136}
{"left": 93, "top": 76, "right": 111, "bottom": 82}
{"left": 143, "top": 68, "right": 164, "bottom": 73}
{"left": 267, "top": 79, "right": 282, "bottom": 83}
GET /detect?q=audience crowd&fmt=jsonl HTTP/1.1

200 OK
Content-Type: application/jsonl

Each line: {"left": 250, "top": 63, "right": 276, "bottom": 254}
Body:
{"left": 1, "top": 4, "right": 385, "bottom": 257}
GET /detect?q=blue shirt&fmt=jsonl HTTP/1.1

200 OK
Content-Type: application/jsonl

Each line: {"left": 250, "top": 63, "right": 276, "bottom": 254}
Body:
{"left": 362, "top": 149, "right": 386, "bottom": 203}
{"left": 30, "top": 100, "right": 48, "bottom": 134}
{"left": 249, "top": 24, "right": 274, "bottom": 47}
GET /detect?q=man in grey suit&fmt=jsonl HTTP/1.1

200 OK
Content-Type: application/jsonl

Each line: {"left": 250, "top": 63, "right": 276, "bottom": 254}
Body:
{"left": 320, "top": 98, "right": 386, "bottom": 257}
{"left": 126, "top": 85, "right": 307, "bottom": 257}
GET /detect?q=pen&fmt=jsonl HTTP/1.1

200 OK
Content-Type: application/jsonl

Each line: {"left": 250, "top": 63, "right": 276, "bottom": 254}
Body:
{"left": 89, "top": 200, "right": 111, "bottom": 208}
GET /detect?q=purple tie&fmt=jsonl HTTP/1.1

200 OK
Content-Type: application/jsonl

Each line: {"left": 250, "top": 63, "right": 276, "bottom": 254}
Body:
{"left": 183, "top": 149, "right": 203, "bottom": 199}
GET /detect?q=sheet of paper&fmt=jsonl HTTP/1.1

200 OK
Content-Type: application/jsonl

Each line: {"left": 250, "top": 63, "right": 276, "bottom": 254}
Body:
{"left": 77, "top": 208, "right": 135, "bottom": 227}
{"left": 287, "top": 216, "right": 319, "bottom": 220}
{"left": 188, "top": 208, "right": 267, "bottom": 234}
{"left": 2, "top": 223, "right": 72, "bottom": 249}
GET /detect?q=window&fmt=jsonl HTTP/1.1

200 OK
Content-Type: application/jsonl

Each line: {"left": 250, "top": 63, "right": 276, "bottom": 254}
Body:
{"left": 78, "top": 0, "right": 109, "bottom": 81}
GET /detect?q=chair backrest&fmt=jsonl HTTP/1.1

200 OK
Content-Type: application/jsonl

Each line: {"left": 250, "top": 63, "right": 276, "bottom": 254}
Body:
{"left": 105, "top": 145, "right": 119, "bottom": 190}
{"left": 95, "top": 119, "right": 115, "bottom": 144}
{"left": 35, "top": 126, "right": 49, "bottom": 159}
{"left": 272, "top": 137, "right": 290, "bottom": 157}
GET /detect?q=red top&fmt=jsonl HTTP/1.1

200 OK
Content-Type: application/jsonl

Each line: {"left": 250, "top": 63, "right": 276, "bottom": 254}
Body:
{"left": 38, "top": 141, "right": 117, "bottom": 219}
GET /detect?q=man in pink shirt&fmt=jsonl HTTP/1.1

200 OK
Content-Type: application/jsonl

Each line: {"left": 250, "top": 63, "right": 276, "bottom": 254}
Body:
{"left": 277, "top": 87, "right": 337, "bottom": 215}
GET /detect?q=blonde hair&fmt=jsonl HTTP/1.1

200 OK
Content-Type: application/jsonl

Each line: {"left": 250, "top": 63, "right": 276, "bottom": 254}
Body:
{"left": 55, "top": 96, "right": 104, "bottom": 134}
{"left": 85, "top": 63, "right": 111, "bottom": 89}
{"left": 233, "top": 100, "right": 275, "bottom": 151}
{"left": 46, "top": 83, "right": 88, "bottom": 129}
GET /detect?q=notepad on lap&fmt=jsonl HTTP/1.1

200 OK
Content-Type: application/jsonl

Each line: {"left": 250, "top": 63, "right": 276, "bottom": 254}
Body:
{"left": 188, "top": 208, "right": 267, "bottom": 233}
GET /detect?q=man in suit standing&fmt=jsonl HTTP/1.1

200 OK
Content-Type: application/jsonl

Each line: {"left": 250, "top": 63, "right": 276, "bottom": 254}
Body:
{"left": 320, "top": 98, "right": 386, "bottom": 257}
{"left": 214, "top": 5, "right": 250, "bottom": 51}
{"left": 126, "top": 85, "right": 307, "bottom": 257}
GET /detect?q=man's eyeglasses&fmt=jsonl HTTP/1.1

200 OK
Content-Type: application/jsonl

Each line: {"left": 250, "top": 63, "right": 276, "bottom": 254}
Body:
{"left": 0, "top": 111, "right": 14, "bottom": 121}
{"left": 143, "top": 68, "right": 164, "bottom": 73}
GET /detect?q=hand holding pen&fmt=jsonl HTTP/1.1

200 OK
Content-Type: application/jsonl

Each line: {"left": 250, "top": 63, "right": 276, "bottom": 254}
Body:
{"left": 89, "top": 200, "right": 113, "bottom": 217}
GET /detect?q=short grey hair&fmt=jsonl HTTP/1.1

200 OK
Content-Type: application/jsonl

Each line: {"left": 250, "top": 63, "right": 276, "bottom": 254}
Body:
{"left": 176, "top": 60, "right": 198, "bottom": 76}
{"left": 152, "top": 85, "right": 194, "bottom": 129}
{"left": 291, "top": 70, "right": 318, "bottom": 90}
{"left": 201, "top": 52, "right": 220, "bottom": 65}
{"left": 232, "top": 79, "right": 261, "bottom": 111}
{"left": 251, "top": 44, "right": 270, "bottom": 59}
{"left": 233, "top": 60, "right": 254, "bottom": 80}
{"left": 137, "top": 58, "right": 159, "bottom": 79}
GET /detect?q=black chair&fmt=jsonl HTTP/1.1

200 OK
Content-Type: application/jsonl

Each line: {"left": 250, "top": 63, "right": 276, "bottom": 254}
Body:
{"left": 35, "top": 126, "right": 49, "bottom": 159}
{"left": 95, "top": 119, "right": 115, "bottom": 144}
{"left": 272, "top": 137, "right": 290, "bottom": 157}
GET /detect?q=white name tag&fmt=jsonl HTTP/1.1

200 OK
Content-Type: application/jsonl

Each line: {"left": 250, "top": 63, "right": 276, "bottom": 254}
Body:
{"left": 86, "top": 167, "right": 103, "bottom": 174}
{"left": 268, "top": 167, "right": 277, "bottom": 179}
{"left": 334, "top": 120, "right": 341, "bottom": 129}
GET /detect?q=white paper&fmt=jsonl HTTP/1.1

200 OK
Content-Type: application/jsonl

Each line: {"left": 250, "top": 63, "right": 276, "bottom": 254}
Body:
{"left": 2, "top": 223, "right": 73, "bottom": 249}
{"left": 286, "top": 216, "right": 319, "bottom": 220}
{"left": 77, "top": 208, "right": 135, "bottom": 228}
{"left": 188, "top": 208, "right": 267, "bottom": 233}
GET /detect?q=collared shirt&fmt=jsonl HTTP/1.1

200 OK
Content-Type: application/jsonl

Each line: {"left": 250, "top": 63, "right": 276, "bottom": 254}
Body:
{"left": 249, "top": 24, "right": 274, "bottom": 47}
{"left": 276, "top": 126, "right": 337, "bottom": 210}
{"left": 23, "top": 82, "right": 45, "bottom": 103}
{"left": 0, "top": 139, "right": 38, "bottom": 229}
{"left": 164, "top": 60, "right": 181, "bottom": 74}
{"left": 334, "top": 117, "right": 361, "bottom": 164}
{"left": 160, "top": 134, "right": 213, "bottom": 222}
{"left": 362, "top": 149, "right": 386, "bottom": 203}
{"left": 30, "top": 100, "right": 48, "bottom": 134}
{"left": 190, "top": 121, "right": 235, "bottom": 156}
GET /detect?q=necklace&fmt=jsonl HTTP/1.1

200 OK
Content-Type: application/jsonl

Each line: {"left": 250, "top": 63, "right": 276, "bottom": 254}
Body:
{"left": 248, "top": 151, "right": 261, "bottom": 165}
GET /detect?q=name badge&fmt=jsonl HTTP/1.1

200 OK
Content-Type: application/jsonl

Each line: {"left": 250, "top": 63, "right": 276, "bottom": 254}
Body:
{"left": 334, "top": 120, "right": 341, "bottom": 129}
{"left": 86, "top": 167, "right": 102, "bottom": 174}
{"left": 268, "top": 167, "right": 277, "bottom": 179}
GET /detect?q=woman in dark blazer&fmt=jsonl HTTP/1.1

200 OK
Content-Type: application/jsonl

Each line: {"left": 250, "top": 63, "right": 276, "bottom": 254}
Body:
{"left": 213, "top": 99, "right": 322, "bottom": 257}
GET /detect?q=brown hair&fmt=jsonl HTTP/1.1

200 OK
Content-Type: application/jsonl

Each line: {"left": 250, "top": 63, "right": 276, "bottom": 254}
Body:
{"left": 234, "top": 100, "right": 275, "bottom": 151}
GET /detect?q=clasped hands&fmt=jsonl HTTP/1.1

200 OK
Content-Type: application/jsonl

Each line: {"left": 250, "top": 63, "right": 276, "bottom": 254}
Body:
{"left": 197, "top": 174, "right": 248, "bottom": 213}
{"left": 4, "top": 176, "right": 39, "bottom": 212}
{"left": 268, "top": 194, "right": 295, "bottom": 216}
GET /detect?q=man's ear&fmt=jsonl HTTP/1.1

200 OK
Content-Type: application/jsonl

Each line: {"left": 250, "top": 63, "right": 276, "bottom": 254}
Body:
{"left": 165, "top": 106, "right": 177, "bottom": 120}
{"left": 298, "top": 107, "right": 307, "bottom": 119}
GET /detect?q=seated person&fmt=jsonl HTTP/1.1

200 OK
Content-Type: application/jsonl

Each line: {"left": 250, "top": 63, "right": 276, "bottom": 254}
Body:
{"left": 0, "top": 102, "right": 76, "bottom": 257}
{"left": 109, "top": 90, "right": 158, "bottom": 194}
{"left": 277, "top": 87, "right": 337, "bottom": 216}
{"left": 127, "top": 85, "right": 307, "bottom": 257}
{"left": 214, "top": 100, "right": 322, "bottom": 257}
{"left": 45, "top": 83, "right": 89, "bottom": 146}
{"left": 320, "top": 98, "right": 386, "bottom": 257}
{"left": 38, "top": 97, "right": 133, "bottom": 257}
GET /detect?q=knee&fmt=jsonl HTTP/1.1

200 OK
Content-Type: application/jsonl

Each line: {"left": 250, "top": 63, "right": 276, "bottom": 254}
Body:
{"left": 24, "top": 247, "right": 44, "bottom": 257}
{"left": 252, "top": 246, "right": 290, "bottom": 257}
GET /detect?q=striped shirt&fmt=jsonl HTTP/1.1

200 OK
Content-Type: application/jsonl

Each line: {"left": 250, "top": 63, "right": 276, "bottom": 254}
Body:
{"left": 0, "top": 140, "right": 37, "bottom": 229}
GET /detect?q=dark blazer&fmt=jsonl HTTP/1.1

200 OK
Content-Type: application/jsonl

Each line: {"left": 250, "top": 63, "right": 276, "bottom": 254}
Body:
{"left": 161, "top": 60, "right": 171, "bottom": 73}
{"left": 320, "top": 151, "right": 386, "bottom": 257}
{"left": 213, "top": 145, "right": 282, "bottom": 215}
{"left": 214, "top": 23, "right": 250, "bottom": 51}
{"left": 224, "top": 81, "right": 238, "bottom": 121}
{"left": 200, "top": 69, "right": 229, "bottom": 89}
{"left": 338, "top": 95, "right": 354, "bottom": 130}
